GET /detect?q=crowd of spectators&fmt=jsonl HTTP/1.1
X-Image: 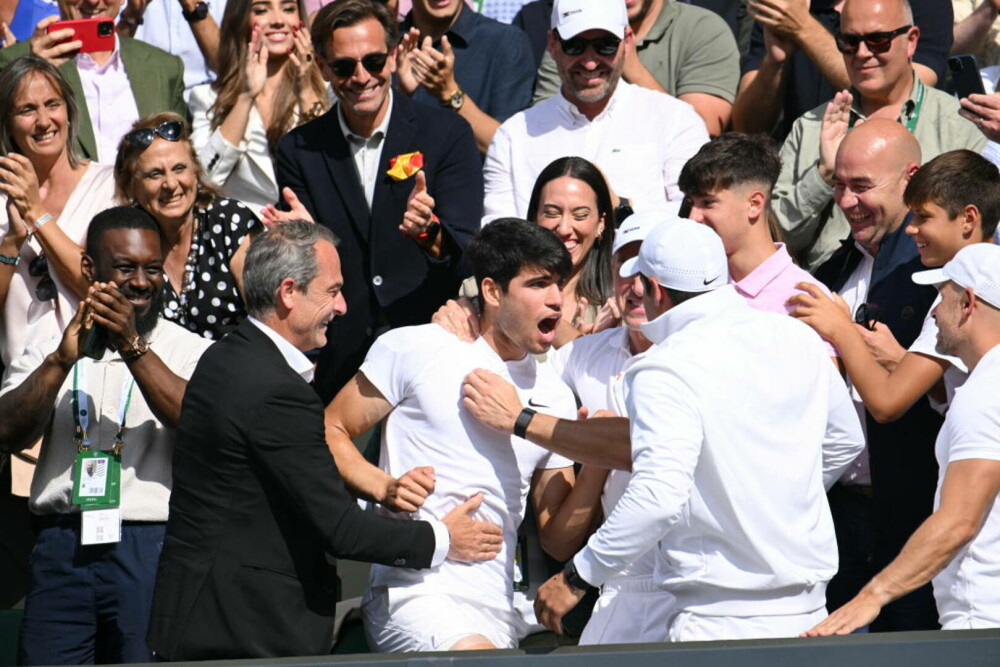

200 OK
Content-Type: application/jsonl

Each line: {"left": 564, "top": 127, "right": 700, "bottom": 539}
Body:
{"left": 1, "top": 0, "right": 1000, "bottom": 662}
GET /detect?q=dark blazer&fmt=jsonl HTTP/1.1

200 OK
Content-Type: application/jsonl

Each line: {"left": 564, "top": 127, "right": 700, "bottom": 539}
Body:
{"left": 148, "top": 320, "right": 436, "bottom": 660}
{"left": 0, "top": 37, "right": 187, "bottom": 160}
{"left": 275, "top": 94, "right": 483, "bottom": 402}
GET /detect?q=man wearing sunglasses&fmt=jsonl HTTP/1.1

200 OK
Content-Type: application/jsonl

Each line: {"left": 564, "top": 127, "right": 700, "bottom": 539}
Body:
{"left": 274, "top": 0, "right": 482, "bottom": 404}
{"left": 484, "top": 0, "right": 709, "bottom": 221}
{"left": 771, "top": 0, "right": 985, "bottom": 272}
{"left": 790, "top": 119, "right": 945, "bottom": 633}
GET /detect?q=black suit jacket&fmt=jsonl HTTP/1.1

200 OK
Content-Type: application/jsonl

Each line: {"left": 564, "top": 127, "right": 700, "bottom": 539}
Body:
{"left": 148, "top": 320, "right": 436, "bottom": 660}
{"left": 275, "top": 94, "right": 483, "bottom": 402}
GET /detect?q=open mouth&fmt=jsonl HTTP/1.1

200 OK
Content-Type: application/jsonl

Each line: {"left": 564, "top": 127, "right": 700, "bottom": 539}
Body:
{"left": 33, "top": 130, "right": 57, "bottom": 142}
{"left": 537, "top": 314, "right": 560, "bottom": 338}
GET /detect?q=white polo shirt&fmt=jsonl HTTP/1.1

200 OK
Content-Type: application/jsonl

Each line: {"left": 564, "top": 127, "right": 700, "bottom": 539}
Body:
{"left": 932, "top": 345, "right": 1000, "bottom": 629}
{"left": 573, "top": 287, "right": 865, "bottom": 616}
{"left": 361, "top": 324, "right": 575, "bottom": 608}
{"left": 483, "top": 81, "right": 708, "bottom": 221}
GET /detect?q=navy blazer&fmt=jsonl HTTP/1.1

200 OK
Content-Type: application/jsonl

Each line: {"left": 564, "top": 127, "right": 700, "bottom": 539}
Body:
{"left": 275, "top": 94, "right": 483, "bottom": 401}
{"left": 148, "top": 320, "right": 436, "bottom": 660}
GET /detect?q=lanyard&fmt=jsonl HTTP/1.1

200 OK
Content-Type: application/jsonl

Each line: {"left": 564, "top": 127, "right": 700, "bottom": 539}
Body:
{"left": 72, "top": 361, "right": 136, "bottom": 455}
{"left": 848, "top": 78, "right": 925, "bottom": 133}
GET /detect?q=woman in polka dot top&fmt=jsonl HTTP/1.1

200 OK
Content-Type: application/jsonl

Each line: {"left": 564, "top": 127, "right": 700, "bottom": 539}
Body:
{"left": 114, "top": 113, "right": 260, "bottom": 340}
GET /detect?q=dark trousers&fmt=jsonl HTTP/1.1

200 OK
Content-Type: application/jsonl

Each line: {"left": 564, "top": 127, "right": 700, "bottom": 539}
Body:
{"left": 18, "top": 515, "right": 166, "bottom": 665}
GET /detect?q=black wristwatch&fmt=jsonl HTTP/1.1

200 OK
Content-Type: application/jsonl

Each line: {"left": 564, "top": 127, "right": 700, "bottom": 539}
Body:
{"left": 182, "top": 1, "right": 209, "bottom": 22}
{"left": 563, "top": 560, "right": 595, "bottom": 593}
{"left": 614, "top": 197, "right": 634, "bottom": 225}
{"left": 513, "top": 407, "right": 536, "bottom": 439}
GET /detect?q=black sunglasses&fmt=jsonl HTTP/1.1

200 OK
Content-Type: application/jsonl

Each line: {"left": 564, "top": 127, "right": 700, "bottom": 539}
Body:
{"left": 556, "top": 30, "right": 621, "bottom": 57}
{"left": 123, "top": 120, "right": 184, "bottom": 149}
{"left": 327, "top": 52, "right": 389, "bottom": 79}
{"left": 854, "top": 302, "right": 882, "bottom": 331}
{"left": 28, "top": 253, "right": 56, "bottom": 302}
{"left": 835, "top": 25, "right": 912, "bottom": 55}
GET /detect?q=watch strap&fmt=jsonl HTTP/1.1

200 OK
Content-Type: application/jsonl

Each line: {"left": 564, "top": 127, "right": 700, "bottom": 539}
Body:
{"left": 563, "top": 560, "right": 594, "bottom": 593}
{"left": 119, "top": 336, "right": 149, "bottom": 363}
{"left": 513, "top": 407, "right": 536, "bottom": 440}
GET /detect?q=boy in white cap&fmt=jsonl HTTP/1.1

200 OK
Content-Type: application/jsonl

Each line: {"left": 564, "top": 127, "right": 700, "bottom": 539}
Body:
{"left": 807, "top": 243, "right": 1000, "bottom": 635}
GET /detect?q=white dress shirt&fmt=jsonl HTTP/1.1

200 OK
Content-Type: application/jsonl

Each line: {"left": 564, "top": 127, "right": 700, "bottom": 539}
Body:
{"left": 483, "top": 81, "right": 708, "bottom": 222}
{"left": 337, "top": 93, "right": 394, "bottom": 209}
{"left": 573, "top": 287, "right": 864, "bottom": 616}
{"left": 76, "top": 37, "right": 140, "bottom": 165}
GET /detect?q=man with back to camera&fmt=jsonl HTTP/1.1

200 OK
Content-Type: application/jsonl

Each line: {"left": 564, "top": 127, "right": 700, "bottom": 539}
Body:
{"left": 147, "top": 222, "right": 502, "bottom": 660}
{"left": 323, "top": 219, "right": 595, "bottom": 652}
{"left": 464, "top": 218, "right": 864, "bottom": 641}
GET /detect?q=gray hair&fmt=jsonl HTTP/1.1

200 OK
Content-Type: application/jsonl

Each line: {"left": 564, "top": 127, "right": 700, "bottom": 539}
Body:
{"left": 243, "top": 221, "right": 339, "bottom": 318}
{"left": 0, "top": 55, "right": 83, "bottom": 167}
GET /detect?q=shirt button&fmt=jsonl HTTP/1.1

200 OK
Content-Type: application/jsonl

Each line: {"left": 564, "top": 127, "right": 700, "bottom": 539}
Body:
{"left": 394, "top": 558, "right": 406, "bottom": 566}
{"left": 372, "top": 275, "right": 383, "bottom": 286}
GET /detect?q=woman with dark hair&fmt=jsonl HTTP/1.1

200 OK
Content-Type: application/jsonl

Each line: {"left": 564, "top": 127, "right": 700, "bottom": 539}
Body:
{"left": 526, "top": 156, "right": 615, "bottom": 345}
{"left": 189, "top": 0, "right": 329, "bottom": 213}
{"left": 0, "top": 55, "right": 116, "bottom": 367}
{"left": 115, "top": 112, "right": 259, "bottom": 340}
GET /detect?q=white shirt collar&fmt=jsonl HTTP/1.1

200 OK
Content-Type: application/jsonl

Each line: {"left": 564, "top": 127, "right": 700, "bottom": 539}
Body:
{"left": 557, "top": 80, "right": 627, "bottom": 123}
{"left": 337, "top": 90, "right": 393, "bottom": 142}
{"left": 640, "top": 285, "right": 746, "bottom": 344}
{"left": 249, "top": 317, "right": 315, "bottom": 383}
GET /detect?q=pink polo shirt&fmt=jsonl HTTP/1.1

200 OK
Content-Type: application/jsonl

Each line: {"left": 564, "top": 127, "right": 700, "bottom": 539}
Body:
{"left": 732, "top": 243, "right": 839, "bottom": 357}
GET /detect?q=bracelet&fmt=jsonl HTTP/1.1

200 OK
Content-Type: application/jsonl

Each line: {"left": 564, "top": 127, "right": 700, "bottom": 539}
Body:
{"left": 0, "top": 253, "right": 18, "bottom": 266}
{"left": 28, "top": 213, "right": 52, "bottom": 235}
{"left": 513, "top": 407, "right": 536, "bottom": 440}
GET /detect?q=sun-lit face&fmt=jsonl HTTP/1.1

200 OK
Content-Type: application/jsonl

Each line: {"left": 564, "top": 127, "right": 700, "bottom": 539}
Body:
{"left": 131, "top": 138, "right": 199, "bottom": 229}
{"left": 412, "top": 0, "right": 463, "bottom": 23}
{"left": 932, "top": 280, "right": 965, "bottom": 358}
{"left": 535, "top": 176, "right": 604, "bottom": 272}
{"left": 287, "top": 240, "right": 347, "bottom": 351}
{"left": 488, "top": 266, "right": 564, "bottom": 359}
{"left": 549, "top": 28, "right": 627, "bottom": 112}
{"left": 58, "top": 0, "right": 122, "bottom": 21}
{"left": 9, "top": 72, "right": 69, "bottom": 161}
{"left": 624, "top": 0, "right": 654, "bottom": 23}
{"left": 612, "top": 242, "right": 646, "bottom": 331}
{"left": 839, "top": 0, "right": 917, "bottom": 100}
{"left": 88, "top": 227, "right": 165, "bottom": 336}
{"left": 905, "top": 200, "right": 974, "bottom": 268}
{"left": 834, "top": 148, "right": 911, "bottom": 254}
{"left": 686, "top": 186, "right": 753, "bottom": 257}
{"left": 322, "top": 17, "right": 395, "bottom": 131}
{"left": 248, "top": 0, "right": 301, "bottom": 56}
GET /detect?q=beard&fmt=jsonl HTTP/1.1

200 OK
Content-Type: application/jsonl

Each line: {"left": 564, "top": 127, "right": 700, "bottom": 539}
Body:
{"left": 133, "top": 285, "right": 164, "bottom": 337}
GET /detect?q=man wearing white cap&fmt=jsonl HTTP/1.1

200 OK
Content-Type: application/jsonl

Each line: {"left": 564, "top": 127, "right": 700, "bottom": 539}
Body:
{"left": 807, "top": 243, "right": 1000, "bottom": 635}
{"left": 482, "top": 0, "right": 708, "bottom": 221}
{"left": 527, "top": 218, "right": 864, "bottom": 641}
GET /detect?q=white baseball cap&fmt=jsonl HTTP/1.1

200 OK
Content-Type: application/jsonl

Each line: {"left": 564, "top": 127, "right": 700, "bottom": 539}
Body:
{"left": 912, "top": 243, "right": 1000, "bottom": 309}
{"left": 551, "top": 0, "right": 628, "bottom": 40}
{"left": 619, "top": 217, "right": 729, "bottom": 292}
{"left": 612, "top": 208, "right": 672, "bottom": 255}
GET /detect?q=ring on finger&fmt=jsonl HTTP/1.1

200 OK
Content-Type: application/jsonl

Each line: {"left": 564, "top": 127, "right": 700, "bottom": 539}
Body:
{"left": 305, "top": 53, "right": 313, "bottom": 62}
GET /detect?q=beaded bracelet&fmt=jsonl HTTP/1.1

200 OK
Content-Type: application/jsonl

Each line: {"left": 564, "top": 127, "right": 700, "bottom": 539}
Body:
{"left": 0, "top": 254, "right": 18, "bottom": 266}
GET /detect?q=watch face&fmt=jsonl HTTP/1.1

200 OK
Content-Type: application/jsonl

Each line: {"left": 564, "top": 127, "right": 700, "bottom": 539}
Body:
{"left": 450, "top": 91, "right": 464, "bottom": 110}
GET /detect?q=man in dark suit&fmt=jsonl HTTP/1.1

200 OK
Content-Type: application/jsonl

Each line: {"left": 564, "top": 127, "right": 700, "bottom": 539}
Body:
{"left": 148, "top": 222, "right": 501, "bottom": 661}
{"left": 0, "top": 4, "right": 187, "bottom": 163}
{"left": 274, "top": 0, "right": 483, "bottom": 402}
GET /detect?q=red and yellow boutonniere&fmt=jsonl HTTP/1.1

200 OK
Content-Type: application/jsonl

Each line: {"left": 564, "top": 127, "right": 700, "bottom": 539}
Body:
{"left": 387, "top": 151, "right": 425, "bottom": 181}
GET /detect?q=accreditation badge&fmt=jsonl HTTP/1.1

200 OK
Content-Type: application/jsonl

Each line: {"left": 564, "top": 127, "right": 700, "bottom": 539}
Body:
{"left": 72, "top": 450, "right": 122, "bottom": 545}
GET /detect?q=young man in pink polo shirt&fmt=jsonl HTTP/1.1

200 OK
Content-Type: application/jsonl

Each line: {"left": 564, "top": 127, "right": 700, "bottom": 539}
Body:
{"left": 678, "top": 132, "right": 838, "bottom": 359}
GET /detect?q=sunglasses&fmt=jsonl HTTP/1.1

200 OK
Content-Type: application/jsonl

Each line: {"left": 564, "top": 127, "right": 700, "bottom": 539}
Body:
{"left": 835, "top": 25, "right": 912, "bottom": 55}
{"left": 556, "top": 32, "right": 621, "bottom": 57}
{"left": 327, "top": 52, "right": 389, "bottom": 78}
{"left": 28, "top": 253, "right": 56, "bottom": 302}
{"left": 123, "top": 120, "right": 184, "bottom": 149}
{"left": 854, "top": 302, "right": 882, "bottom": 332}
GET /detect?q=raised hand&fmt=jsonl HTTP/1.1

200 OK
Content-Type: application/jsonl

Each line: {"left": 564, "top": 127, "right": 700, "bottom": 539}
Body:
{"left": 410, "top": 35, "right": 458, "bottom": 103}
{"left": 51, "top": 300, "right": 90, "bottom": 369}
{"left": 787, "top": 282, "right": 853, "bottom": 344}
{"left": 394, "top": 27, "right": 420, "bottom": 96}
{"left": 0, "top": 154, "right": 44, "bottom": 222}
{"left": 288, "top": 21, "right": 317, "bottom": 82}
{"left": 30, "top": 16, "right": 83, "bottom": 67}
{"left": 399, "top": 170, "right": 437, "bottom": 239}
{"left": 441, "top": 493, "right": 504, "bottom": 563}
{"left": 431, "top": 297, "right": 480, "bottom": 342}
{"left": 1, "top": 21, "right": 16, "bottom": 48}
{"left": 243, "top": 24, "right": 268, "bottom": 100}
{"left": 86, "top": 282, "right": 139, "bottom": 351}
{"left": 960, "top": 92, "right": 1000, "bottom": 143}
{"left": 819, "top": 90, "right": 853, "bottom": 185}
{"left": 261, "top": 187, "right": 315, "bottom": 227}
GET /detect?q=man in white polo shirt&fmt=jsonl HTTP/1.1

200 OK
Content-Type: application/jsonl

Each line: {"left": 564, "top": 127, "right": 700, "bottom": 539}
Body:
{"left": 482, "top": 0, "right": 708, "bottom": 220}
{"left": 525, "top": 218, "right": 864, "bottom": 641}
{"left": 324, "top": 219, "right": 582, "bottom": 652}
{"left": 806, "top": 243, "right": 1000, "bottom": 635}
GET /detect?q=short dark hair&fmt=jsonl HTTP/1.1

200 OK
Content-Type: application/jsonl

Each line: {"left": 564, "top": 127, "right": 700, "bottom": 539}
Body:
{"left": 904, "top": 150, "right": 1000, "bottom": 240}
{"left": 243, "top": 221, "right": 339, "bottom": 318}
{"left": 526, "top": 156, "right": 615, "bottom": 308}
{"left": 85, "top": 206, "right": 161, "bottom": 259}
{"left": 467, "top": 218, "right": 572, "bottom": 308}
{"left": 679, "top": 133, "right": 782, "bottom": 198}
{"left": 311, "top": 0, "right": 397, "bottom": 60}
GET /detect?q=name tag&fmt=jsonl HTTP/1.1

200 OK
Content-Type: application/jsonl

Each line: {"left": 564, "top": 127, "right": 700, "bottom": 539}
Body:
{"left": 81, "top": 508, "right": 122, "bottom": 545}
{"left": 72, "top": 450, "right": 121, "bottom": 509}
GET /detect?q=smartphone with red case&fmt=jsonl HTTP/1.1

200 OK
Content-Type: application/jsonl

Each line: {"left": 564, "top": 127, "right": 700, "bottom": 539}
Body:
{"left": 46, "top": 18, "right": 115, "bottom": 54}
